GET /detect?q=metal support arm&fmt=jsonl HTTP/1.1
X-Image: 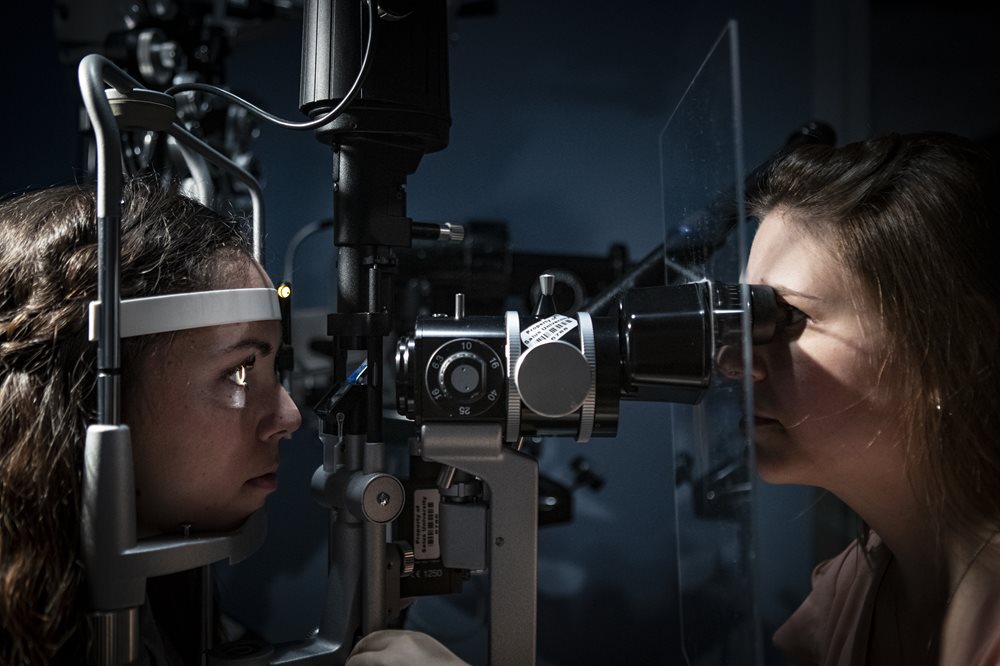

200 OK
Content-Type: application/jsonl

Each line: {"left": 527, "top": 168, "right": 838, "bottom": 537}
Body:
{"left": 420, "top": 423, "right": 538, "bottom": 666}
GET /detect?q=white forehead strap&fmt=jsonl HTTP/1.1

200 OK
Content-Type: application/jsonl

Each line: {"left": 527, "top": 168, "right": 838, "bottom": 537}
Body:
{"left": 88, "top": 288, "right": 281, "bottom": 340}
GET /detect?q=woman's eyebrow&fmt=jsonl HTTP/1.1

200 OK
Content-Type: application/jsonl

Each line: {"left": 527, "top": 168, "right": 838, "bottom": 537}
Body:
{"left": 771, "top": 284, "right": 823, "bottom": 301}
{"left": 217, "top": 338, "right": 274, "bottom": 356}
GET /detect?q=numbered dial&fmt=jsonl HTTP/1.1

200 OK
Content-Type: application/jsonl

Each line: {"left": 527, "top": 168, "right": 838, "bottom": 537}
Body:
{"left": 425, "top": 338, "right": 505, "bottom": 417}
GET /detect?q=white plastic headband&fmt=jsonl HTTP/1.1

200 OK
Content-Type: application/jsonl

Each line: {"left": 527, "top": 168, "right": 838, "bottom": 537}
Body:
{"left": 88, "top": 288, "right": 281, "bottom": 341}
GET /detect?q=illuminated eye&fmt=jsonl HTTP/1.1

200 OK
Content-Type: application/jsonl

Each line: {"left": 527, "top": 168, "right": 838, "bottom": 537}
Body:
{"left": 228, "top": 357, "right": 255, "bottom": 388}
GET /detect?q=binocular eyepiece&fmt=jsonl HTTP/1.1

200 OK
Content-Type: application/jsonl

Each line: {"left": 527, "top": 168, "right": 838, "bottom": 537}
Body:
{"left": 396, "top": 280, "right": 776, "bottom": 443}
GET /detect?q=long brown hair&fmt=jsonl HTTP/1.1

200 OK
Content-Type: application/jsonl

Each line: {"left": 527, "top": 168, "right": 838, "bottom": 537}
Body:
{"left": 747, "top": 131, "right": 1000, "bottom": 542}
{"left": 0, "top": 179, "right": 252, "bottom": 664}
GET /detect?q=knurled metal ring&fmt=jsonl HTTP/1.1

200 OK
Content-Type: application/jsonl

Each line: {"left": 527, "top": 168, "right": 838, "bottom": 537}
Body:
{"left": 576, "top": 311, "right": 596, "bottom": 442}
{"left": 505, "top": 311, "right": 521, "bottom": 443}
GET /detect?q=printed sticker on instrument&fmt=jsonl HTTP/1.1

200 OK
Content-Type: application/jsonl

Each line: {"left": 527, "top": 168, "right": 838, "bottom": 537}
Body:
{"left": 521, "top": 314, "right": 578, "bottom": 348}
{"left": 413, "top": 488, "right": 441, "bottom": 560}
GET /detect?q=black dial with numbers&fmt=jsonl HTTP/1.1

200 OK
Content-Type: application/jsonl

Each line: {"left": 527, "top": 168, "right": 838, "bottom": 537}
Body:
{"left": 424, "top": 338, "right": 505, "bottom": 417}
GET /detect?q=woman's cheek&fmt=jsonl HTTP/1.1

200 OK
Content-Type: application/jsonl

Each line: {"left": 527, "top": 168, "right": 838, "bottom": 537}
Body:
{"left": 224, "top": 385, "right": 247, "bottom": 409}
{"left": 206, "top": 382, "right": 248, "bottom": 409}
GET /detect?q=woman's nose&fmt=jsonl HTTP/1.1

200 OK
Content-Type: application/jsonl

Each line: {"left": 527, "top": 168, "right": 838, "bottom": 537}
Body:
{"left": 261, "top": 385, "right": 302, "bottom": 442}
{"left": 716, "top": 344, "right": 765, "bottom": 382}
{"left": 279, "top": 387, "right": 302, "bottom": 436}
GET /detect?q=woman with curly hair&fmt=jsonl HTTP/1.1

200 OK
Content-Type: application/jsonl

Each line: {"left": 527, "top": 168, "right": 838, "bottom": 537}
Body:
{"left": 0, "top": 179, "right": 301, "bottom": 663}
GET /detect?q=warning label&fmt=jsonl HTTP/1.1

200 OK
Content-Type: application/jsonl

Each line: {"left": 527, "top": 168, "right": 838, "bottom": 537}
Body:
{"left": 520, "top": 315, "right": 578, "bottom": 349}
{"left": 413, "top": 489, "right": 441, "bottom": 560}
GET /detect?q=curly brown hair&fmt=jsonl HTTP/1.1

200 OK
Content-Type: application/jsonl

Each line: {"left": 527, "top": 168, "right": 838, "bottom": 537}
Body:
{"left": 0, "top": 179, "right": 253, "bottom": 664}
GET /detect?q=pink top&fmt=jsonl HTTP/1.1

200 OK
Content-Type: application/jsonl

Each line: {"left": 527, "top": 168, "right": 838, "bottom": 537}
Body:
{"left": 773, "top": 535, "right": 891, "bottom": 666}
{"left": 774, "top": 534, "right": 1000, "bottom": 665}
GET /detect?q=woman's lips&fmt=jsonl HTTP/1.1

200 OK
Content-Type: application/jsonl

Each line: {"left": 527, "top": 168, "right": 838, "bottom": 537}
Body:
{"left": 247, "top": 472, "right": 278, "bottom": 491}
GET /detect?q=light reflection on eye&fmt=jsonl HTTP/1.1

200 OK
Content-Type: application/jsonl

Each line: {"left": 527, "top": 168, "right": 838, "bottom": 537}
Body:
{"left": 233, "top": 364, "right": 248, "bottom": 387}
{"left": 227, "top": 356, "right": 256, "bottom": 389}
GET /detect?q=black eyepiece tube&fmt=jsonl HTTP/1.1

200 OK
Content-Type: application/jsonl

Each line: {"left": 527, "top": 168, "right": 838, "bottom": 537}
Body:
{"left": 619, "top": 283, "right": 713, "bottom": 396}
{"left": 748, "top": 284, "right": 777, "bottom": 344}
{"left": 618, "top": 282, "right": 778, "bottom": 404}
{"left": 710, "top": 283, "right": 777, "bottom": 347}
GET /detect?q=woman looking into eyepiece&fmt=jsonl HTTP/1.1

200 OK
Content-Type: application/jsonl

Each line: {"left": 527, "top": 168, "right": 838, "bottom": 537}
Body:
{"left": 727, "top": 131, "right": 1000, "bottom": 665}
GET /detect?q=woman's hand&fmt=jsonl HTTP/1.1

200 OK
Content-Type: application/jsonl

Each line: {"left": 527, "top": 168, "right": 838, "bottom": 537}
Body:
{"left": 346, "top": 630, "right": 468, "bottom": 665}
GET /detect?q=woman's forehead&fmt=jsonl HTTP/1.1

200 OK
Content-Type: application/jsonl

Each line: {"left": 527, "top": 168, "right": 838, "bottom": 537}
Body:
{"left": 164, "top": 257, "right": 278, "bottom": 356}
{"left": 168, "top": 318, "right": 281, "bottom": 359}
{"left": 748, "top": 210, "right": 839, "bottom": 282}
{"left": 749, "top": 209, "right": 882, "bottom": 326}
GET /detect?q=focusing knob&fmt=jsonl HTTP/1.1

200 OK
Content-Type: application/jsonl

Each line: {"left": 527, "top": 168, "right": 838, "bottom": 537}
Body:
{"left": 346, "top": 473, "right": 405, "bottom": 524}
{"left": 425, "top": 338, "right": 504, "bottom": 417}
{"left": 439, "top": 351, "right": 483, "bottom": 395}
{"left": 393, "top": 541, "right": 416, "bottom": 577}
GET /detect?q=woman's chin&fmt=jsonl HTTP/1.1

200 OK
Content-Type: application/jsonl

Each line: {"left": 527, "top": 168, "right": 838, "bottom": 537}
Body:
{"left": 752, "top": 437, "right": 802, "bottom": 485}
{"left": 137, "top": 506, "right": 258, "bottom": 536}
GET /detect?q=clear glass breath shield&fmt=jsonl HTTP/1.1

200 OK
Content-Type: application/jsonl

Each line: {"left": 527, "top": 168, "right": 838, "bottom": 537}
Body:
{"left": 660, "top": 21, "right": 763, "bottom": 665}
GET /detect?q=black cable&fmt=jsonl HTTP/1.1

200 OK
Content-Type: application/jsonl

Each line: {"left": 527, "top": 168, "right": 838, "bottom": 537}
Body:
{"left": 165, "top": 0, "right": 375, "bottom": 132}
{"left": 283, "top": 218, "right": 334, "bottom": 284}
